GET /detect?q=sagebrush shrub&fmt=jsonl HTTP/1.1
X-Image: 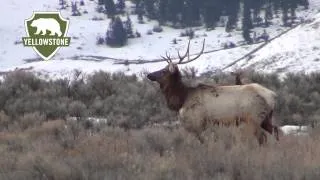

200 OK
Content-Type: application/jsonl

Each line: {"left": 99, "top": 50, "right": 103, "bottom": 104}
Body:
{"left": 0, "top": 70, "right": 319, "bottom": 130}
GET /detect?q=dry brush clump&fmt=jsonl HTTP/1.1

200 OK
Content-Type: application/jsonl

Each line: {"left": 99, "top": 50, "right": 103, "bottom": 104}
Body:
{"left": 1, "top": 124, "right": 320, "bottom": 179}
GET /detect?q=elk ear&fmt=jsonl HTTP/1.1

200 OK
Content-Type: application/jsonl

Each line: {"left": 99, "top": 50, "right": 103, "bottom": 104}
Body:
{"left": 168, "top": 63, "right": 176, "bottom": 73}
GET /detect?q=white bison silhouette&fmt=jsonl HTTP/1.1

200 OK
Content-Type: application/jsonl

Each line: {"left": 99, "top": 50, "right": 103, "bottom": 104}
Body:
{"left": 31, "top": 18, "right": 62, "bottom": 37}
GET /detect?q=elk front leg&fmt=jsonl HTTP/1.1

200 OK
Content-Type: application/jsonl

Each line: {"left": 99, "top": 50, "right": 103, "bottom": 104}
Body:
{"left": 256, "top": 128, "right": 267, "bottom": 145}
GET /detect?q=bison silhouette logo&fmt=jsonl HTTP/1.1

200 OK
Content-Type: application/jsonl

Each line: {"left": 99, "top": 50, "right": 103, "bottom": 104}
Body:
{"left": 23, "top": 12, "right": 71, "bottom": 60}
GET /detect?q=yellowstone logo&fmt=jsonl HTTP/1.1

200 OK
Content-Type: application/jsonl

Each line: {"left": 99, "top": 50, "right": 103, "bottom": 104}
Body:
{"left": 23, "top": 12, "right": 70, "bottom": 60}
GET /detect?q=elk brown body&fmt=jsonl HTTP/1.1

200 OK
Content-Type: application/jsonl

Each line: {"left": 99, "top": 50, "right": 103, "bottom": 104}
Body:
{"left": 147, "top": 39, "right": 278, "bottom": 145}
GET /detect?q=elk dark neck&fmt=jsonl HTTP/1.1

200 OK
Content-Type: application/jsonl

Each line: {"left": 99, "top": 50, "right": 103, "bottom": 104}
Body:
{"left": 160, "top": 75, "right": 189, "bottom": 112}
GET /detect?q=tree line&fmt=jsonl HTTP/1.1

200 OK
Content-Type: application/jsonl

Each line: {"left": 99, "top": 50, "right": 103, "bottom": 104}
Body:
{"left": 131, "top": 0, "right": 309, "bottom": 28}
{"left": 97, "top": 0, "right": 309, "bottom": 45}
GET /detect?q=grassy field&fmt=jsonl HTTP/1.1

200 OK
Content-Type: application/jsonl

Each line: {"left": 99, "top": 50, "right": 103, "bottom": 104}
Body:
{"left": 0, "top": 70, "right": 319, "bottom": 179}
{"left": 1, "top": 122, "right": 320, "bottom": 180}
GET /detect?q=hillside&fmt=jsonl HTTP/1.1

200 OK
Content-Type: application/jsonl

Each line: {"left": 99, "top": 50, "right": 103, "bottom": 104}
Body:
{"left": 231, "top": 13, "right": 320, "bottom": 74}
{"left": 0, "top": 0, "right": 319, "bottom": 78}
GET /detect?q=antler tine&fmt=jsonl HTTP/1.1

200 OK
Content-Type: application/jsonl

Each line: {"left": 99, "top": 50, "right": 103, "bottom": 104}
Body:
{"left": 160, "top": 51, "right": 173, "bottom": 63}
{"left": 166, "top": 52, "right": 173, "bottom": 63}
{"left": 160, "top": 55, "right": 168, "bottom": 63}
{"left": 177, "top": 39, "right": 206, "bottom": 65}
{"left": 177, "top": 39, "right": 191, "bottom": 63}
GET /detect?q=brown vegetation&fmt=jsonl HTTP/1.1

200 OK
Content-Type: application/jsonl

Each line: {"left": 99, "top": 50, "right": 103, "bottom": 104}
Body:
{"left": 1, "top": 121, "right": 320, "bottom": 179}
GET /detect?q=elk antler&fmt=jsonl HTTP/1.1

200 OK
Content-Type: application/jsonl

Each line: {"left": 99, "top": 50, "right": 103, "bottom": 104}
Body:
{"left": 176, "top": 39, "right": 205, "bottom": 65}
{"left": 160, "top": 52, "right": 173, "bottom": 63}
{"left": 160, "top": 39, "right": 206, "bottom": 65}
{"left": 177, "top": 40, "right": 191, "bottom": 64}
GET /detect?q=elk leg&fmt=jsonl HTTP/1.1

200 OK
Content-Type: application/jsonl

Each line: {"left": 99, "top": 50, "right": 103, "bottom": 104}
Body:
{"left": 186, "top": 126, "right": 205, "bottom": 144}
{"left": 260, "top": 110, "right": 273, "bottom": 133}
{"left": 261, "top": 118, "right": 273, "bottom": 134}
{"left": 188, "top": 129, "right": 204, "bottom": 144}
{"left": 257, "top": 130, "right": 267, "bottom": 145}
{"left": 252, "top": 122, "right": 268, "bottom": 145}
{"left": 247, "top": 120, "right": 268, "bottom": 145}
{"left": 273, "top": 126, "right": 280, "bottom": 141}
{"left": 260, "top": 110, "right": 279, "bottom": 141}
{"left": 196, "top": 133, "right": 205, "bottom": 144}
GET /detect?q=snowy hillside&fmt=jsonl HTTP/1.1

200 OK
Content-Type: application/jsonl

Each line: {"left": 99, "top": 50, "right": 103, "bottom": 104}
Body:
{"left": 232, "top": 13, "right": 320, "bottom": 74}
{"left": 1, "top": 0, "right": 320, "bottom": 78}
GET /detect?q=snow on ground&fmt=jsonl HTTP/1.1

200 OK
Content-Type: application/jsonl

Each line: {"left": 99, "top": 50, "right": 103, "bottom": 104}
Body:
{"left": 232, "top": 12, "right": 320, "bottom": 74}
{"left": 10, "top": 44, "right": 261, "bottom": 79}
{"left": 280, "top": 125, "right": 310, "bottom": 136}
{"left": 1, "top": 0, "right": 320, "bottom": 78}
{"left": 0, "top": 0, "right": 246, "bottom": 69}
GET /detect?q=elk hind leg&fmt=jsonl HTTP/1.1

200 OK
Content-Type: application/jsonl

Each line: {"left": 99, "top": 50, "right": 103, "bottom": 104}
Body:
{"left": 196, "top": 133, "right": 205, "bottom": 144}
{"left": 273, "top": 125, "right": 280, "bottom": 141}
{"left": 245, "top": 120, "right": 268, "bottom": 145}
{"left": 185, "top": 126, "right": 205, "bottom": 144}
{"left": 189, "top": 129, "right": 204, "bottom": 144}
{"left": 260, "top": 110, "right": 279, "bottom": 141}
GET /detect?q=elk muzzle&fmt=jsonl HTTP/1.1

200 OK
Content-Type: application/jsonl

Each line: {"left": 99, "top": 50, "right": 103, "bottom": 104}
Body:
{"left": 147, "top": 70, "right": 164, "bottom": 81}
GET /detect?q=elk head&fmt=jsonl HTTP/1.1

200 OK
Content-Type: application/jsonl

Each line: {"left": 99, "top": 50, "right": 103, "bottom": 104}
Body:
{"left": 147, "top": 39, "right": 205, "bottom": 111}
{"left": 147, "top": 39, "right": 205, "bottom": 85}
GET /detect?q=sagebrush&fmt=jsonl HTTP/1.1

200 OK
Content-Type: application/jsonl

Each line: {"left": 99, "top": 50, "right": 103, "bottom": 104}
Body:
{"left": 0, "top": 70, "right": 319, "bottom": 179}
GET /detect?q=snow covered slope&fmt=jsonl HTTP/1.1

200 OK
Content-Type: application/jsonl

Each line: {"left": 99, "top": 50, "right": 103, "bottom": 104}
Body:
{"left": 1, "top": 0, "right": 320, "bottom": 78}
{"left": 232, "top": 13, "right": 320, "bottom": 74}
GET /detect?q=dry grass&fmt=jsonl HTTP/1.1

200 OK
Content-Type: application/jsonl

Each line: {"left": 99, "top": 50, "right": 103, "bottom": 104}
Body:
{"left": 1, "top": 122, "right": 320, "bottom": 180}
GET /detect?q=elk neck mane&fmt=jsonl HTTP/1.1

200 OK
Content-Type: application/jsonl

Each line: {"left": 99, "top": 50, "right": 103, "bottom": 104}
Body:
{"left": 159, "top": 70, "right": 189, "bottom": 112}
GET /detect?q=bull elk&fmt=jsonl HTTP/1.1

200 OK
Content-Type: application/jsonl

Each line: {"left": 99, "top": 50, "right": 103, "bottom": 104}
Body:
{"left": 147, "top": 39, "right": 278, "bottom": 144}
